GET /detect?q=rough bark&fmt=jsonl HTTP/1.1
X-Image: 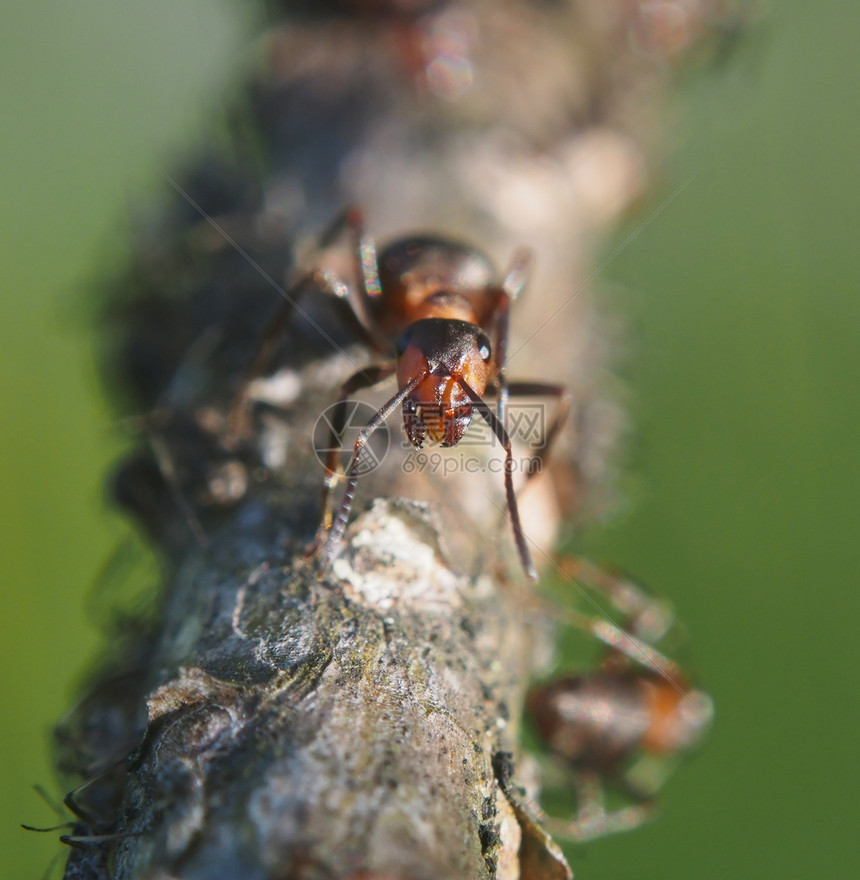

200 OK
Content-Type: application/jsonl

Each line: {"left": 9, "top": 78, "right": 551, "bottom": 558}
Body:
{"left": 56, "top": 2, "right": 731, "bottom": 878}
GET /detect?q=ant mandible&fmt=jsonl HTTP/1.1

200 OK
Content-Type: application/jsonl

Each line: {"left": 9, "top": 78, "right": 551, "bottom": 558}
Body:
{"left": 236, "top": 209, "right": 569, "bottom": 580}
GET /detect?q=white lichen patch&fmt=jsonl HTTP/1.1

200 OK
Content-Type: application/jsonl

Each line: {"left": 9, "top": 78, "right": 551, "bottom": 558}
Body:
{"left": 332, "top": 500, "right": 464, "bottom": 612}
{"left": 246, "top": 368, "right": 302, "bottom": 407}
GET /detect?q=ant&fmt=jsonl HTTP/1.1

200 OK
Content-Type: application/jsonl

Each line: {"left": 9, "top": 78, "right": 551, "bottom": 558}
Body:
{"left": 525, "top": 558, "right": 713, "bottom": 841}
{"left": 21, "top": 764, "right": 140, "bottom": 867}
{"left": 234, "top": 209, "right": 569, "bottom": 580}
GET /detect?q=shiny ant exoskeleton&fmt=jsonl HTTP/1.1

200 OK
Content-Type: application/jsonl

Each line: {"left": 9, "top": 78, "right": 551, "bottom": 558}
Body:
{"left": 317, "top": 214, "right": 571, "bottom": 580}
{"left": 237, "top": 209, "right": 569, "bottom": 580}
{"left": 526, "top": 558, "right": 713, "bottom": 841}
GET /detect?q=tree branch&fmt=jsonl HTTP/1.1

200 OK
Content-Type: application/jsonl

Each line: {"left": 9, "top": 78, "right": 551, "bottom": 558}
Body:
{"left": 56, "top": 2, "right": 731, "bottom": 877}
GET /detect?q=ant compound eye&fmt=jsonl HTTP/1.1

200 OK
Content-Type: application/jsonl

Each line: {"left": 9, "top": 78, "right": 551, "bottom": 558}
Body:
{"left": 395, "top": 329, "right": 413, "bottom": 356}
{"left": 476, "top": 332, "right": 492, "bottom": 362}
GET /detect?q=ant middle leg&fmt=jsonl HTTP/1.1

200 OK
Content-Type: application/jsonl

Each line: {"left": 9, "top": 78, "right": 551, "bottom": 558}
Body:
{"left": 503, "top": 380, "right": 571, "bottom": 482}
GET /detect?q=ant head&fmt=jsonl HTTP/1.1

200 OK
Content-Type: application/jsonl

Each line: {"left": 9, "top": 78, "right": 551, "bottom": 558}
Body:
{"left": 396, "top": 318, "right": 493, "bottom": 447}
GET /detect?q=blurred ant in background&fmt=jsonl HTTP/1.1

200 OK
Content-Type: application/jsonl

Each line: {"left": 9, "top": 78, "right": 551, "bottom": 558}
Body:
{"left": 526, "top": 557, "right": 713, "bottom": 841}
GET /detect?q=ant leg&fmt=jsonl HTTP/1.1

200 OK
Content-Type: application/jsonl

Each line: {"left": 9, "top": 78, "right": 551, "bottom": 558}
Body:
{"left": 302, "top": 206, "right": 388, "bottom": 351}
{"left": 545, "top": 771, "right": 657, "bottom": 842}
{"left": 556, "top": 557, "right": 675, "bottom": 645}
{"left": 61, "top": 756, "right": 130, "bottom": 828}
{"left": 539, "top": 558, "right": 699, "bottom": 693}
{"left": 228, "top": 267, "right": 360, "bottom": 438}
{"left": 20, "top": 822, "right": 74, "bottom": 833}
{"left": 229, "top": 207, "right": 387, "bottom": 439}
{"left": 320, "top": 373, "right": 425, "bottom": 571}
{"left": 457, "top": 378, "right": 538, "bottom": 581}
{"left": 340, "top": 207, "right": 390, "bottom": 351}
{"left": 147, "top": 432, "right": 209, "bottom": 548}
{"left": 493, "top": 247, "right": 533, "bottom": 423}
{"left": 557, "top": 604, "right": 686, "bottom": 686}
{"left": 315, "top": 363, "right": 396, "bottom": 538}
{"left": 31, "top": 783, "right": 68, "bottom": 822}
{"left": 60, "top": 830, "right": 141, "bottom": 851}
{"left": 500, "top": 246, "right": 533, "bottom": 303}
{"left": 504, "top": 380, "right": 571, "bottom": 483}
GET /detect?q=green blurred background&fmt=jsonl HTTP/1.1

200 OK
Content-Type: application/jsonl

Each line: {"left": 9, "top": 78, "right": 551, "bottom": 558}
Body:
{"left": 1, "top": 2, "right": 856, "bottom": 878}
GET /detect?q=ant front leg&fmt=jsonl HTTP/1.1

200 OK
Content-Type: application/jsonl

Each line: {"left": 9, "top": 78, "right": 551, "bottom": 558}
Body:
{"left": 492, "top": 254, "right": 573, "bottom": 489}
{"left": 228, "top": 265, "right": 352, "bottom": 439}
{"left": 305, "top": 205, "right": 388, "bottom": 352}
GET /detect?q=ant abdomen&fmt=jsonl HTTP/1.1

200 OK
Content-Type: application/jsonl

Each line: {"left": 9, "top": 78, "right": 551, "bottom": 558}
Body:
{"left": 378, "top": 236, "right": 495, "bottom": 295}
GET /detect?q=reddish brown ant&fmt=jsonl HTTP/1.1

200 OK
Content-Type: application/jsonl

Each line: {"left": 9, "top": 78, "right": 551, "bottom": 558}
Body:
{"left": 236, "top": 209, "right": 569, "bottom": 580}
{"left": 526, "top": 558, "right": 713, "bottom": 841}
{"left": 315, "top": 212, "right": 571, "bottom": 580}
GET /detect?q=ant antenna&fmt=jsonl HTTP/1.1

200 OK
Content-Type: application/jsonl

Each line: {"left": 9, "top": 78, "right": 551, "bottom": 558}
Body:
{"left": 321, "top": 373, "right": 425, "bottom": 569}
{"left": 456, "top": 378, "right": 537, "bottom": 581}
